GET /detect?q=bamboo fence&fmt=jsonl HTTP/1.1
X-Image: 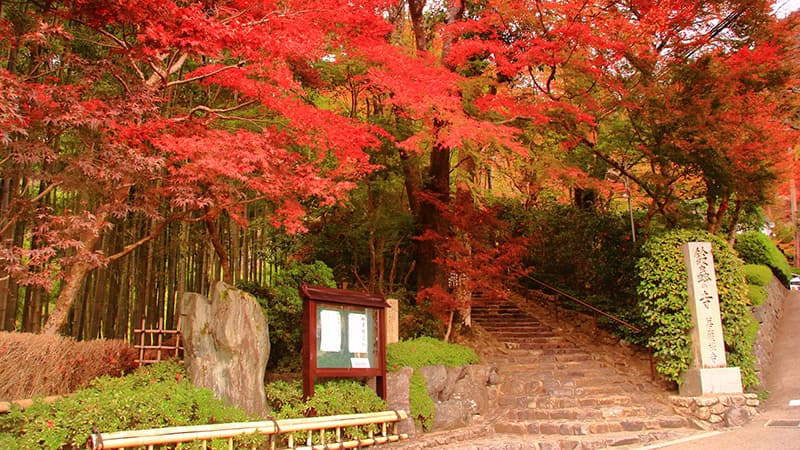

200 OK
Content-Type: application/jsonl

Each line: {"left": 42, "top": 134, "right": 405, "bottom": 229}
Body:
{"left": 89, "top": 410, "right": 409, "bottom": 449}
{"left": 133, "top": 316, "right": 183, "bottom": 366}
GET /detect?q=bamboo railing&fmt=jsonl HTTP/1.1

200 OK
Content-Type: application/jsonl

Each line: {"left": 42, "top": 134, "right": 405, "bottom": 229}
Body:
{"left": 88, "top": 410, "right": 409, "bottom": 449}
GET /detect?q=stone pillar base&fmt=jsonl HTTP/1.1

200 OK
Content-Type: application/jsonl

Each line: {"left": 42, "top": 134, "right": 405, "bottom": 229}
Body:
{"left": 679, "top": 367, "right": 742, "bottom": 396}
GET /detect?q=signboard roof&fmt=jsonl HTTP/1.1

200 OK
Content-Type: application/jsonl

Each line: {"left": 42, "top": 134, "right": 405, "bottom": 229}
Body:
{"left": 300, "top": 284, "right": 389, "bottom": 309}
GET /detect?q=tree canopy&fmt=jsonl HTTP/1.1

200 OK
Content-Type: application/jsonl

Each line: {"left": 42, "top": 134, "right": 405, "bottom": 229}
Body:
{"left": 0, "top": 0, "right": 797, "bottom": 337}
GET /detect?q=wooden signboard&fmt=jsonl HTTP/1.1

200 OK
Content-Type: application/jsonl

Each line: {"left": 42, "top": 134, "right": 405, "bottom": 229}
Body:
{"left": 301, "top": 285, "right": 389, "bottom": 401}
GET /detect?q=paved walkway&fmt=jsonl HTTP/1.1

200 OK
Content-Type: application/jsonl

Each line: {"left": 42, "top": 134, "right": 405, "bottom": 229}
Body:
{"left": 645, "top": 289, "right": 800, "bottom": 449}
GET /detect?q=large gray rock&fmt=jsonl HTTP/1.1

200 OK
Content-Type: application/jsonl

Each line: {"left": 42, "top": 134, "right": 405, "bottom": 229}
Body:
{"left": 418, "top": 365, "right": 448, "bottom": 401}
{"left": 432, "top": 399, "right": 471, "bottom": 430}
{"left": 180, "top": 281, "right": 270, "bottom": 417}
{"left": 414, "top": 364, "right": 497, "bottom": 431}
{"left": 387, "top": 367, "right": 416, "bottom": 436}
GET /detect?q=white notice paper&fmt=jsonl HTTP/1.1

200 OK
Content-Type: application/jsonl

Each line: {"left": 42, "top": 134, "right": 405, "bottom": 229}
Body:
{"left": 351, "top": 358, "right": 371, "bottom": 368}
{"left": 319, "top": 310, "right": 342, "bottom": 352}
{"left": 348, "top": 313, "right": 368, "bottom": 354}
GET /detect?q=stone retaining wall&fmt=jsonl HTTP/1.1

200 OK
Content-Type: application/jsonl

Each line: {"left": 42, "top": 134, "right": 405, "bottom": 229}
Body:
{"left": 387, "top": 364, "right": 499, "bottom": 435}
{"left": 670, "top": 394, "right": 759, "bottom": 430}
{"left": 750, "top": 277, "right": 789, "bottom": 389}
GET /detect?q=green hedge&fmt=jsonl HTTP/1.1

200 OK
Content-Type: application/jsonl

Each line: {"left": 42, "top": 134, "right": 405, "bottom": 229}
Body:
{"left": 744, "top": 264, "right": 774, "bottom": 287}
{"left": 636, "top": 229, "right": 756, "bottom": 388}
{"left": 734, "top": 232, "right": 792, "bottom": 286}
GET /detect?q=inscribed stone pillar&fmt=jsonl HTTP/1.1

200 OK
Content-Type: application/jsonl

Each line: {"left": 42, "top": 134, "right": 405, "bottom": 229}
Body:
{"left": 679, "top": 242, "right": 742, "bottom": 396}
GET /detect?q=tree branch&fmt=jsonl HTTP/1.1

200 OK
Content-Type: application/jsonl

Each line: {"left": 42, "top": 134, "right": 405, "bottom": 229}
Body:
{"left": 106, "top": 213, "right": 188, "bottom": 263}
{"left": 173, "top": 100, "right": 258, "bottom": 121}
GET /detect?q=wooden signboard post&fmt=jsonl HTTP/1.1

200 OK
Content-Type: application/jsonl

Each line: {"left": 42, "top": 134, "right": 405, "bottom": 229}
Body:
{"left": 301, "top": 285, "right": 389, "bottom": 401}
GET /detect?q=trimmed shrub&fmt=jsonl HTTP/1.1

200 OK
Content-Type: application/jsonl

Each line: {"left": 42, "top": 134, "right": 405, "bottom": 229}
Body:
{"left": 386, "top": 336, "right": 478, "bottom": 371}
{"left": 636, "top": 229, "right": 756, "bottom": 389}
{"left": 744, "top": 264, "right": 774, "bottom": 287}
{"left": 734, "top": 232, "right": 792, "bottom": 286}
{"left": 0, "top": 332, "right": 137, "bottom": 401}
{"left": 0, "top": 361, "right": 257, "bottom": 449}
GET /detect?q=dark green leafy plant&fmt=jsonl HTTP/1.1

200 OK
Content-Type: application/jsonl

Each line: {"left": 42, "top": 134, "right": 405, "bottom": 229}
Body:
{"left": 239, "top": 260, "right": 336, "bottom": 372}
{"left": 264, "top": 379, "right": 386, "bottom": 443}
{"left": 734, "top": 232, "right": 792, "bottom": 286}
{"left": 0, "top": 361, "right": 259, "bottom": 449}
{"left": 636, "top": 229, "right": 756, "bottom": 388}
{"left": 509, "top": 203, "right": 646, "bottom": 340}
{"left": 397, "top": 295, "right": 445, "bottom": 340}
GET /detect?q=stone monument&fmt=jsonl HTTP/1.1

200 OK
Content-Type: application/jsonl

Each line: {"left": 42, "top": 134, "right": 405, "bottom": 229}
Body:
{"left": 679, "top": 242, "right": 743, "bottom": 396}
{"left": 180, "top": 281, "right": 270, "bottom": 416}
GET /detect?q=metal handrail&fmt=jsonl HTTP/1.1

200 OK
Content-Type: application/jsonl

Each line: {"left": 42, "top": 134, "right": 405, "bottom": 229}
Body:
{"left": 522, "top": 274, "right": 655, "bottom": 380}
{"left": 523, "top": 274, "right": 642, "bottom": 333}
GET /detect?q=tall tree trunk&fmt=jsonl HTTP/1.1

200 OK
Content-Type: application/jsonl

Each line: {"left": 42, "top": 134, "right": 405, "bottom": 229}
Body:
{"left": 1, "top": 216, "right": 25, "bottom": 331}
{"left": 416, "top": 122, "right": 451, "bottom": 290}
{"left": 206, "top": 215, "right": 231, "bottom": 284}
{"left": 726, "top": 199, "right": 744, "bottom": 245}
{"left": 706, "top": 193, "right": 729, "bottom": 235}
{"left": 407, "top": 0, "right": 428, "bottom": 51}
{"left": 41, "top": 211, "right": 108, "bottom": 335}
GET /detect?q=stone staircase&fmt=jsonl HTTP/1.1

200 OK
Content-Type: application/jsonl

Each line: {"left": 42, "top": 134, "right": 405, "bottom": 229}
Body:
{"left": 463, "top": 298, "right": 698, "bottom": 449}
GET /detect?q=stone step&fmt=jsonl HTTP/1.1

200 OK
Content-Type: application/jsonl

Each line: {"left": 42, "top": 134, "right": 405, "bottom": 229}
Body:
{"left": 493, "top": 415, "right": 691, "bottom": 436}
{"left": 498, "top": 394, "right": 636, "bottom": 409}
{"left": 469, "top": 297, "right": 697, "bottom": 449}
{"left": 478, "top": 325, "right": 555, "bottom": 333}
{"left": 487, "top": 333, "right": 562, "bottom": 341}
{"left": 494, "top": 338, "right": 567, "bottom": 346}
{"left": 475, "top": 323, "right": 551, "bottom": 331}
{"left": 393, "top": 428, "right": 700, "bottom": 450}
{"left": 506, "top": 405, "right": 649, "bottom": 421}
